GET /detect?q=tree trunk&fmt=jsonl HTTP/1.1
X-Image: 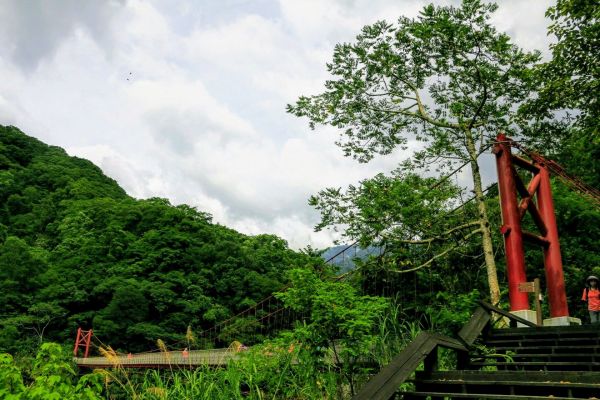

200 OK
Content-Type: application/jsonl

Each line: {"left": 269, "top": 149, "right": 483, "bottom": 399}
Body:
{"left": 465, "top": 130, "right": 501, "bottom": 306}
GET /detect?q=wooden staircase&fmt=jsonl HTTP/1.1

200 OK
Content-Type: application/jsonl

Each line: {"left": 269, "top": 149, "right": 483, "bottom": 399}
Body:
{"left": 353, "top": 302, "right": 600, "bottom": 400}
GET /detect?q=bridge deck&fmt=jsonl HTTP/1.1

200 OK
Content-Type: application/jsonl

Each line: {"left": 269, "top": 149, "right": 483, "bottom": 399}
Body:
{"left": 75, "top": 349, "right": 240, "bottom": 368}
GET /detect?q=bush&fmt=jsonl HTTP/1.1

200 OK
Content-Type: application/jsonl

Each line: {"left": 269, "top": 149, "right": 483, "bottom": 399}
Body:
{"left": 0, "top": 343, "right": 102, "bottom": 400}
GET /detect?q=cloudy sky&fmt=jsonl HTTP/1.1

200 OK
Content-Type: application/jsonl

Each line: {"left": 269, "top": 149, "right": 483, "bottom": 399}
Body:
{"left": 0, "top": 0, "right": 554, "bottom": 249}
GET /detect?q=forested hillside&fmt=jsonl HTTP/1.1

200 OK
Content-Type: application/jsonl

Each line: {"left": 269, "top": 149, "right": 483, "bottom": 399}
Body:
{"left": 0, "top": 1, "right": 598, "bottom": 397}
{"left": 0, "top": 125, "right": 316, "bottom": 354}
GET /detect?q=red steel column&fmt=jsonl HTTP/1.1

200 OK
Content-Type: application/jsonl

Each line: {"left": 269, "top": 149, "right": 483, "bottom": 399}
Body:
{"left": 73, "top": 328, "right": 93, "bottom": 358}
{"left": 84, "top": 329, "right": 92, "bottom": 358}
{"left": 536, "top": 166, "right": 569, "bottom": 317}
{"left": 73, "top": 327, "right": 82, "bottom": 356}
{"left": 494, "top": 134, "right": 529, "bottom": 311}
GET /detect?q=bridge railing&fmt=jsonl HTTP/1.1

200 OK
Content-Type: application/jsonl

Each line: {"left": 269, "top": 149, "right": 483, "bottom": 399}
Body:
{"left": 199, "top": 241, "right": 363, "bottom": 348}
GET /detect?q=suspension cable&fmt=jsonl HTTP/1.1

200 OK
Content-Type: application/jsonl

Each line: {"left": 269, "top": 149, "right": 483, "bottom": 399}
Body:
{"left": 511, "top": 141, "right": 600, "bottom": 208}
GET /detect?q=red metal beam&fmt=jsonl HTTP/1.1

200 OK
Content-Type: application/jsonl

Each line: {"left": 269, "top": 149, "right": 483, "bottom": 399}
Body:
{"left": 73, "top": 328, "right": 93, "bottom": 358}
{"left": 73, "top": 328, "right": 81, "bottom": 357}
{"left": 494, "top": 134, "right": 570, "bottom": 319}
{"left": 494, "top": 134, "right": 529, "bottom": 311}
{"left": 537, "top": 167, "right": 569, "bottom": 317}
{"left": 512, "top": 154, "right": 540, "bottom": 173}
{"left": 522, "top": 231, "right": 550, "bottom": 248}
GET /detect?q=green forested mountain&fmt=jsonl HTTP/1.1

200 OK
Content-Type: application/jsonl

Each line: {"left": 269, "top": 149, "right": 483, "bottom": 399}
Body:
{"left": 0, "top": 125, "right": 315, "bottom": 353}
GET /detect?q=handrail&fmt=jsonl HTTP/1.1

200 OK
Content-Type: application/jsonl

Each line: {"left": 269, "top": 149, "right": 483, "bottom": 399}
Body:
{"left": 478, "top": 300, "right": 540, "bottom": 328}
{"left": 351, "top": 332, "right": 467, "bottom": 400}
{"left": 352, "top": 301, "right": 539, "bottom": 400}
{"left": 458, "top": 306, "right": 491, "bottom": 346}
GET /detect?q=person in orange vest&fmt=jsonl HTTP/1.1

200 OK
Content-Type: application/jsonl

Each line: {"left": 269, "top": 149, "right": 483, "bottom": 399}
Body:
{"left": 582, "top": 275, "right": 600, "bottom": 324}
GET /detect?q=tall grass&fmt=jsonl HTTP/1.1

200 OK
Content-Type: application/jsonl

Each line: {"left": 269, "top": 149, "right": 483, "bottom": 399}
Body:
{"left": 96, "top": 298, "right": 463, "bottom": 399}
{"left": 97, "top": 338, "right": 341, "bottom": 399}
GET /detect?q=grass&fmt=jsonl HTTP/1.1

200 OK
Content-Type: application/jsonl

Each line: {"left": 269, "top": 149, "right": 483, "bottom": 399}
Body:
{"left": 91, "top": 309, "right": 427, "bottom": 400}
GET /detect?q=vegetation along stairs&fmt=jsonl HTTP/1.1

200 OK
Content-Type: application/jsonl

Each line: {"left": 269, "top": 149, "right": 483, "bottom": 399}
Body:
{"left": 353, "top": 301, "right": 600, "bottom": 399}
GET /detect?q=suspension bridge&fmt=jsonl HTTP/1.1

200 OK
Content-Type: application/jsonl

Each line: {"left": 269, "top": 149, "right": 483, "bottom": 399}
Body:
{"left": 73, "top": 135, "right": 600, "bottom": 370}
{"left": 75, "top": 348, "right": 241, "bottom": 368}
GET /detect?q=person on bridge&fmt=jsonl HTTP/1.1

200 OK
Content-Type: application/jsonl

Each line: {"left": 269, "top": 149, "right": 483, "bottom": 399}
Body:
{"left": 582, "top": 275, "right": 600, "bottom": 324}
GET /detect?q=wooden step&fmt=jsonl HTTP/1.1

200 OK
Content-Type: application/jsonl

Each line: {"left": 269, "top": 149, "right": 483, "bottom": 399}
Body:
{"left": 398, "top": 391, "right": 578, "bottom": 399}
{"left": 485, "top": 331, "right": 600, "bottom": 343}
{"left": 483, "top": 336, "right": 600, "bottom": 347}
{"left": 488, "top": 325, "right": 599, "bottom": 337}
{"left": 415, "top": 378, "right": 600, "bottom": 390}
{"left": 472, "top": 353, "right": 600, "bottom": 362}
{"left": 418, "top": 370, "right": 600, "bottom": 384}
{"left": 489, "top": 344, "right": 600, "bottom": 354}
{"left": 469, "top": 360, "right": 600, "bottom": 371}
{"left": 414, "top": 371, "right": 600, "bottom": 398}
{"left": 491, "top": 324, "right": 599, "bottom": 332}
{"left": 486, "top": 329, "right": 600, "bottom": 338}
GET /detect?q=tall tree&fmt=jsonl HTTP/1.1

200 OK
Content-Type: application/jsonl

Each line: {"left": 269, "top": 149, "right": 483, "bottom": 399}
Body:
{"left": 288, "top": 0, "right": 540, "bottom": 304}
{"left": 532, "top": 0, "right": 599, "bottom": 132}
{"left": 522, "top": 0, "right": 599, "bottom": 187}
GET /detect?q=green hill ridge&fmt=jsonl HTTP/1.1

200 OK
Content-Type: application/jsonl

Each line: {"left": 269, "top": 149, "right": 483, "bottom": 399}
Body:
{"left": 0, "top": 125, "right": 314, "bottom": 354}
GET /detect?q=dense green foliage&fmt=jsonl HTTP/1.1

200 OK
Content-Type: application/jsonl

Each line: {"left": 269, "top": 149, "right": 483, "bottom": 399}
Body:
{"left": 0, "top": 0, "right": 598, "bottom": 398}
{"left": 0, "top": 125, "right": 315, "bottom": 354}
{"left": 0, "top": 274, "right": 412, "bottom": 399}
{"left": 0, "top": 343, "right": 102, "bottom": 400}
{"left": 288, "top": 0, "right": 549, "bottom": 305}
{"left": 531, "top": 0, "right": 599, "bottom": 133}
{"left": 288, "top": 0, "right": 599, "bottom": 324}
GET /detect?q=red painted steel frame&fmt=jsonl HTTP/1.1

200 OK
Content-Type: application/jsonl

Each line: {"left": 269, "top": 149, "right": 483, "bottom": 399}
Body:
{"left": 73, "top": 327, "right": 93, "bottom": 358}
{"left": 537, "top": 167, "right": 569, "bottom": 317}
{"left": 494, "top": 134, "right": 529, "bottom": 311}
{"left": 493, "top": 134, "right": 568, "bottom": 317}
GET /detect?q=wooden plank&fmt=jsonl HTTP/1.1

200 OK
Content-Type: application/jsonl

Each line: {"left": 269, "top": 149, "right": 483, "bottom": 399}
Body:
{"left": 420, "top": 370, "right": 600, "bottom": 384}
{"left": 476, "top": 352, "right": 599, "bottom": 360}
{"left": 416, "top": 378, "right": 600, "bottom": 389}
{"left": 351, "top": 332, "right": 435, "bottom": 400}
{"left": 470, "top": 361, "right": 600, "bottom": 367}
{"left": 479, "top": 301, "right": 539, "bottom": 327}
{"left": 518, "top": 282, "right": 535, "bottom": 293}
{"left": 533, "top": 278, "right": 542, "bottom": 326}
{"left": 352, "top": 332, "right": 468, "bottom": 400}
{"left": 398, "top": 390, "right": 576, "bottom": 399}
{"left": 489, "top": 324, "right": 600, "bottom": 335}
{"left": 430, "top": 333, "right": 468, "bottom": 352}
{"left": 491, "top": 344, "right": 600, "bottom": 351}
{"left": 398, "top": 392, "right": 573, "bottom": 400}
{"left": 458, "top": 307, "right": 490, "bottom": 346}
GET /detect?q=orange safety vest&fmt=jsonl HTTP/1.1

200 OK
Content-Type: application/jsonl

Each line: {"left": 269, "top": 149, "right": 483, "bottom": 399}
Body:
{"left": 582, "top": 288, "right": 600, "bottom": 311}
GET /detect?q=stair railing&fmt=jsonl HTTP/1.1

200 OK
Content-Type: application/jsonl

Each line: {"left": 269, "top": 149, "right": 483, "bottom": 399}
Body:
{"left": 352, "top": 300, "right": 539, "bottom": 400}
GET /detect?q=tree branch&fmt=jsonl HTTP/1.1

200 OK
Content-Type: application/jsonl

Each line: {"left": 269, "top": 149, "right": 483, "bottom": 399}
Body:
{"left": 390, "top": 73, "right": 462, "bottom": 129}
{"left": 381, "top": 220, "right": 481, "bottom": 244}
{"left": 392, "top": 228, "right": 482, "bottom": 273}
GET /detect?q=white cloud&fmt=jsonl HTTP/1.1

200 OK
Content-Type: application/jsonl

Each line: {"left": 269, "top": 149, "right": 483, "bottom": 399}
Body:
{"left": 0, "top": 0, "right": 125, "bottom": 71}
{"left": 0, "top": 0, "right": 555, "bottom": 250}
{"left": 490, "top": 0, "right": 555, "bottom": 57}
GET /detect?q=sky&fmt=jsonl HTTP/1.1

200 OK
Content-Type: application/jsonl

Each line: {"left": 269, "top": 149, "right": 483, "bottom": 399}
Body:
{"left": 0, "top": 0, "right": 555, "bottom": 249}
